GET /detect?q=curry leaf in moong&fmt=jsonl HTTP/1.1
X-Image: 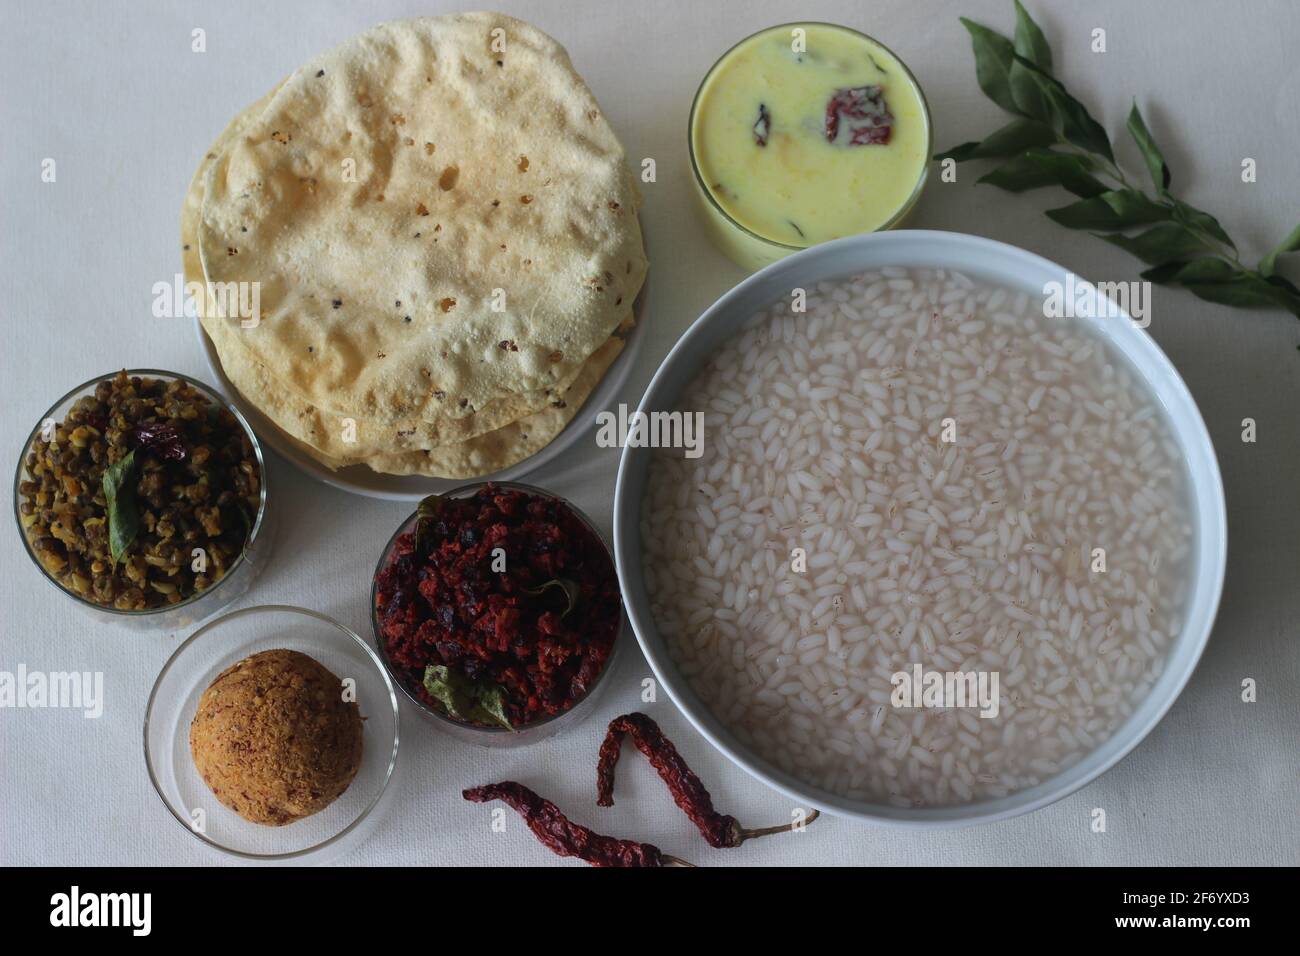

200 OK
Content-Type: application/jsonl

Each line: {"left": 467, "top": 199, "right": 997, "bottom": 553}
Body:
{"left": 941, "top": 1, "right": 1300, "bottom": 319}
{"left": 103, "top": 450, "right": 138, "bottom": 565}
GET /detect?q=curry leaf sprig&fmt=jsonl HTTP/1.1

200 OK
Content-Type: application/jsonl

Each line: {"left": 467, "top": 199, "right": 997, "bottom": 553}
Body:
{"left": 937, "top": 0, "right": 1300, "bottom": 318}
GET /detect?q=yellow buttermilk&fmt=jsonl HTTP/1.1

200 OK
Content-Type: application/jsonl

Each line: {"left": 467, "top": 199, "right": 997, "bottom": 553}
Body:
{"left": 690, "top": 23, "right": 930, "bottom": 270}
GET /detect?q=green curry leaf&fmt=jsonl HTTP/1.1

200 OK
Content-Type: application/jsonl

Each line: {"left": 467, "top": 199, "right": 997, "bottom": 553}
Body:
{"left": 1012, "top": 0, "right": 1053, "bottom": 71}
{"left": 470, "top": 683, "right": 514, "bottom": 731}
{"left": 414, "top": 493, "right": 446, "bottom": 553}
{"left": 1008, "top": 57, "right": 1050, "bottom": 121}
{"left": 1140, "top": 258, "right": 1237, "bottom": 285}
{"left": 1183, "top": 271, "right": 1300, "bottom": 317}
{"left": 422, "top": 664, "right": 475, "bottom": 718}
{"left": 935, "top": 117, "right": 1056, "bottom": 163}
{"left": 422, "top": 664, "right": 514, "bottom": 730}
{"left": 1169, "top": 198, "right": 1235, "bottom": 250}
{"left": 1259, "top": 221, "right": 1300, "bottom": 277}
{"left": 1095, "top": 222, "right": 1217, "bottom": 266}
{"left": 103, "top": 450, "right": 138, "bottom": 566}
{"left": 978, "top": 147, "right": 1106, "bottom": 197}
{"left": 522, "top": 577, "right": 580, "bottom": 618}
{"left": 1011, "top": 54, "right": 1113, "bottom": 161}
{"left": 959, "top": 17, "right": 1022, "bottom": 116}
{"left": 1126, "top": 102, "right": 1171, "bottom": 192}
{"left": 416, "top": 494, "right": 444, "bottom": 519}
{"left": 1045, "top": 189, "right": 1171, "bottom": 230}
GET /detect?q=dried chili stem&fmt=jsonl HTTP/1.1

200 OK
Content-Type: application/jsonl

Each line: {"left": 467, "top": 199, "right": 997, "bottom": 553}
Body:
{"left": 597, "top": 713, "right": 821, "bottom": 849}
{"left": 736, "top": 809, "right": 820, "bottom": 843}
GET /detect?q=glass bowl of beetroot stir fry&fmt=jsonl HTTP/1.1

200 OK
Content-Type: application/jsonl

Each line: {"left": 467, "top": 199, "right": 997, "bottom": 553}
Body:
{"left": 372, "top": 482, "right": 624, "bottom": 746}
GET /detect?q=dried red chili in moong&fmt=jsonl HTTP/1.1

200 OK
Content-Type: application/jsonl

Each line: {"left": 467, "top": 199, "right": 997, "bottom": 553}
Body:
{"left": 131, "top": 422, "right": 188, "bottom": 461}
{"left": 597, "top": 712, "right": 820, "bottom": 848}
{"left": 463, "top": 781, "right": 691, "bottom": 868}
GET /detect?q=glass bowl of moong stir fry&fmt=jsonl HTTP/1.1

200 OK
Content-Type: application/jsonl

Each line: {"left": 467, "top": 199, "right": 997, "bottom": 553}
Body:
{"left": 14, "top": 369, "right": 274, "bottom": 631}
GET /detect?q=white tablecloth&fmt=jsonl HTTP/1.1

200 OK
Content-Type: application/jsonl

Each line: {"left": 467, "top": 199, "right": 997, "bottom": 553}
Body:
{"left": 2, "top": 0, "right": 1297, "bottom": 866}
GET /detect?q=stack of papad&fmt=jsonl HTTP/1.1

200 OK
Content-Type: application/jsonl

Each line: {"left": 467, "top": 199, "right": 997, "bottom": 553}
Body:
{"left": 183, "top": 13, "right": 647, "bottom": 477}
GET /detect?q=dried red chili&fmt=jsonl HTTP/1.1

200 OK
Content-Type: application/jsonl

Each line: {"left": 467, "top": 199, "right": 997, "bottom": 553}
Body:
{"left": 824, "top": 85, "right": 893, "bottom": 146}
{"left": 463, "top": 781, "right": 691, "bottom": 868}
{"left": 597, "top": 712, "right": 820, "bottom": 848}
{"left": 131, "top": 422, "right": 188, "bottom": 461}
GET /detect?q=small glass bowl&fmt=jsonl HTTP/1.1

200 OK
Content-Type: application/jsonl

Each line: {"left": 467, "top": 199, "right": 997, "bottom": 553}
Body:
{"left": 688, "top": 22, "right": 933, "bottom": 272}
{"left": 144, "top": 605, "right": 400, "bottom": 862}
{"left": 370, "top": 481, "right": 624, "bottom": 748}
{"left": 13, "top": 369, "right": 275, "bottom": 632}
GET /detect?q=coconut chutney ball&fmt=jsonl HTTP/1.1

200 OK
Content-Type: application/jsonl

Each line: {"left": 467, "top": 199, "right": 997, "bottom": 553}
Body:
{"left": 189, "top": 649, "right": 363, "bottom": 826}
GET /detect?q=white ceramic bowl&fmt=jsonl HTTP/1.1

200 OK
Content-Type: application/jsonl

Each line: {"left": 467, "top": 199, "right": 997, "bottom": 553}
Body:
{"left": 613, "top": 229, "right": 1227, "bottom": 827}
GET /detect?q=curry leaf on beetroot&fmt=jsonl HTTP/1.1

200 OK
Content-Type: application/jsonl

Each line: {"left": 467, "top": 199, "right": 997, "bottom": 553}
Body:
{"left": 417, "top": 494, "right": 445, "bottom": 519}
{"left": 103, "top": 450, "right": 138, "bottom": 566}
{"left": 522, "top": 577, "right": 580, "bottom": 618}
{"left": 471, "top": 683, "right": 514, "bottom": 731}
{"left": 423, "top": 664, "right": 476, "bottom": 720}
{"left": 414, "top": 493, "right": 446, "bottom": 552}
{"left": 1126, "top": 102, "right": 1171, "bottom": 192}
{"left": 423, "top": 664, "right": 514, "bottom": 730}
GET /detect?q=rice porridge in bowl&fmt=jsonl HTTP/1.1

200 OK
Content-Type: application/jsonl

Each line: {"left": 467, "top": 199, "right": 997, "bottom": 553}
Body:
{"left": 640, "top": 267, "right": 1195, "bottom": 808}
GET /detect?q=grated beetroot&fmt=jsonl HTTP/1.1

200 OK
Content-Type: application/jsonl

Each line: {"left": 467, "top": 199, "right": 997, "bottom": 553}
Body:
{"left": 375, "top": 485, "right": 620, "bottom": 727}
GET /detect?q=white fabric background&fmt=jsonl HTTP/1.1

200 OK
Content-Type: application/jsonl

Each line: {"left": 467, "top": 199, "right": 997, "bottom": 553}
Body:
{"left": 2, "top": 0, "right": 1297, "bottom": 866}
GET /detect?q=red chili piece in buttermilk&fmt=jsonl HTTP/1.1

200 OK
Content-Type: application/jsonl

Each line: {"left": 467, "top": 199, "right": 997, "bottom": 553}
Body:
{"left": 824, "top": 85, "right": 893, "bottom": 146}
{"left": 597, "top": 712, "right": 820, "bottom": 848}
{"left": 463, "top": 781, "right": 688, "bottom": 867}
{"left": 375, "top": 485, "right": 620, "bottom": 727}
